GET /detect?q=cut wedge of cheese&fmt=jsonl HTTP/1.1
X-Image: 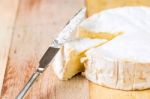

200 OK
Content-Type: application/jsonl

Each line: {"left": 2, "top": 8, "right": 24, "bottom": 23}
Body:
{"left": 52, "top": 38, "right": 107, "bottom": 80}
{"left": 82, "top": 6, "right": 150, "bottom": 90}
{"left": 76, "top": 8, "right": 124, "bottom": 40}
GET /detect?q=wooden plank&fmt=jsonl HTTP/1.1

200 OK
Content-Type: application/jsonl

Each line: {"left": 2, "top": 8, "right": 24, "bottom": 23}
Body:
{"left": 90, "top": 83, "right": 150, "bottom": 99}
{"left": 0, "top": 0, "right": 19, "bottom": 95}
{"left": 1, "top": 0, "right": 89, "bottom": 99}
{"left": 86, "top": 0, "right": 150, "bottom": 99}
{"left": 86, "top": 0, "right": 150, "bottom": 16}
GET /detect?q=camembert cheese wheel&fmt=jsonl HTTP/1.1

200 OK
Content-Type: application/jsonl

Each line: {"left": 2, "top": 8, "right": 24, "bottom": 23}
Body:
{"left": 82, "top": 6, "right": 150, "bottom": 90}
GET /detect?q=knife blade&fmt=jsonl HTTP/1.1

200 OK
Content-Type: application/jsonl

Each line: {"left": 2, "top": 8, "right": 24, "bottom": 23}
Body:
{"left": 16, "top": 7, "right": 86, "bottom": 99}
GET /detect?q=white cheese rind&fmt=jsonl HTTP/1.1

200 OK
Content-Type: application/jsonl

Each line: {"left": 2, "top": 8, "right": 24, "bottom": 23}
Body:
{"left": 79, "top": 6, "right": 150, "bottom": 34}
{"left": 84, "top": 48, "right": 150, "bottom": 90}
{"left": 83, "top": 52, "right": 118, "bottom": 89}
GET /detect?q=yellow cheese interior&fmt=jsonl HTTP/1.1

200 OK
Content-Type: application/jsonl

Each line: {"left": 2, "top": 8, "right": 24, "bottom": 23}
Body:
{"left": 62, "top": 41, "right": 107, "bottom": 79}
{"left": 77, "top": 27, "right": 122, "bottom": 40}
{"left": 56, "top": 39, "right": 107, "bottom": 80}
{"left": 62, "top": 50, "right": 85, "bottom": 79}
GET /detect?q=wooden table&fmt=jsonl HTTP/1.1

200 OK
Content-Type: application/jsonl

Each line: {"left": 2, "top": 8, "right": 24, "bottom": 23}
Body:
{"left": 0, "top": 0, "right": 89, "bottom": 99}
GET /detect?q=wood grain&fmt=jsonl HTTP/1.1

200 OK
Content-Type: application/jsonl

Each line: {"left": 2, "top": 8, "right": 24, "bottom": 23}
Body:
{"left": 86, "top": 0, "right": 150, "bottom": 16}
{"left": 90, "top": 84, "right": 150, "bottom": 99}
{"left": 0, "top": 0, "right": 19, "bottom": 95}
{"left": 1, "top": 0, "right": 89, "bottom": 99}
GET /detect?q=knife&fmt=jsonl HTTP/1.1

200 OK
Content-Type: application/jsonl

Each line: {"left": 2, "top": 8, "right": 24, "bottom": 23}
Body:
{"left": 16, "top": 7, "right": 86, "bottom": 99}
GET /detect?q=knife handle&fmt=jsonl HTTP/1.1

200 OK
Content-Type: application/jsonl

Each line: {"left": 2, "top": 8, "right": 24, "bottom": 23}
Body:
{"left": 16, "top": 71, "right": 40, "bottom": 99}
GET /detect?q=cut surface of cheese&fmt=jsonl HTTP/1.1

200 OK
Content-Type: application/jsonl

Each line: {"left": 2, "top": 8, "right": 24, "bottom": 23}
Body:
{"left": 52, "top": 38, "right": 107, "bottom": 80}
{"left": 77, "top": 27, "right": 122, "bottom": 40}
{"left": 82, "top": 6, "right": 150, "bottom": 90}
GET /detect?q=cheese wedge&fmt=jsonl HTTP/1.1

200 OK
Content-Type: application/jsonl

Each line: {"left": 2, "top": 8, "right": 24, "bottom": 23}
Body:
{"left": 82, "top": 6, "right": 150, "bottom": 90}
{"left": 52, "top": 38, "right": 106, "bottom": 80}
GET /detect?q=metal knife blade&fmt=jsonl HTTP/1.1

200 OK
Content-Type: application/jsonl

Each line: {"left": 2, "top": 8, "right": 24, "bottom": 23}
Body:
{"left": 16, "top": 7, "right": 86, "bottom": 99}
{"left": 39, "top": 7, "right": 86, "bottom": 70}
